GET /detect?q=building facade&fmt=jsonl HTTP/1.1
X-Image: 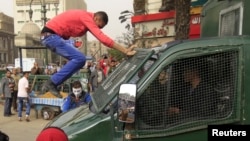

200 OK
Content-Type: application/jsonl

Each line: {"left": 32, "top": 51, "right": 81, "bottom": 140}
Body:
{"left": 0, "top": 12, "right": 15, "bottom": 68}
{"left": 14, "top": 0, "right": 87, "bottom": 35}
{"left": 87, "top": 40, "right": 109, "bottom": 62}
{"left": 13, "top": 0, "right": 87, "bottom": 65}
{"left": 132, "top": 0, "right": 207, "bottom": 48}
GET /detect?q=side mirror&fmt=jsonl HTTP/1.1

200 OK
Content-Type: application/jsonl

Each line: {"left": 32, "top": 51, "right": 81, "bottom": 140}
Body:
{"left": 118, "top": 84, "right": 136, "bottom": 123}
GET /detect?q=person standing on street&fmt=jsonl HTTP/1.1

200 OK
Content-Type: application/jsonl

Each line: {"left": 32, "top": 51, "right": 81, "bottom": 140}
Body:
{"left": 31, "top": 62, "right": 43, "bottom": 75}
{"left": 40, "top": 10, "right": 136, "bottom": 98}
{"left": 11, "top": 68, "right": 21, "bottom": 112}
{"left": 0, "top": 70, "right": 15, "bottom": 117}
{"left": 17, "top": 71, "right": 31, "bottom": 122}
{"left": 89, "top": 63, "right": 105, "bottom": 92}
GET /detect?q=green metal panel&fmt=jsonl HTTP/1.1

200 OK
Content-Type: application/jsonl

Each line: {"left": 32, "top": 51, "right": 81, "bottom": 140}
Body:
{"left": 46, "top": 105, "right": 114, "bottom": 141}
{"left": 201, "top": 0, "right": 250, "bottom": 37}
{"left": 198, "top": 0, "right": 250, "bottom": 127}
{"left": 241, "top": 43, "right": 250, "bottom": 124}
{"left": 242, "top": 0, "right": 250, "bottom": 35}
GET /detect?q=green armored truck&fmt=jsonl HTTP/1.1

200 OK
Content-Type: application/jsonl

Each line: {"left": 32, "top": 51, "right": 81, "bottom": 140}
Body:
{"left": 44, "top": 35, "right": 249, "bottom": 140}
{"left": 43, "top": 0, "right": 250, "bottom": 140}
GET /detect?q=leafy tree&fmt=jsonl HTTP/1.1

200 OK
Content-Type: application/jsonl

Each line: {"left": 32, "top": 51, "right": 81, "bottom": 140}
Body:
{"left": 117, "top": 10, "right": 135, "bottom": 46}
{"left": 107, "top": 48, "right": 126, "bottom": 62}
{"left": 119, "top": 10, "right": 134, "bottom": 31}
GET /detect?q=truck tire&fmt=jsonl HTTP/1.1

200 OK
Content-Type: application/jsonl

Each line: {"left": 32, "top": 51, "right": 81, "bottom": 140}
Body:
{"left": 41, "top": 107, "right": 55, "bottom": 120}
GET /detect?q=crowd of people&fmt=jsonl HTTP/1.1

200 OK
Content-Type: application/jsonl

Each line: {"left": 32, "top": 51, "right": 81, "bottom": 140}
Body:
{"left": 30, "top": 60, "right": 68, "bottom": 76}
{"left": 0, "top": 68, "right": 32, "bottom": 122}
{"left": 0, "top": 56, "right": 120, "bottom": 140}
{"left": 0, "top": 53, "right": 120, "bottom": 119}
{"left": 87, "top": 55, "right": 119, "bottom": 92}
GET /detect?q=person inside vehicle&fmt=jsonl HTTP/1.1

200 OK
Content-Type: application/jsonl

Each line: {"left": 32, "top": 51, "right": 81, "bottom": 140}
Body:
{"left": 137, "top": 70, "right": 169, "bottom": 126}
{"left": 167, "top": 67, "right": 218, "bottom": 120}
{"left": 61, "top": 80, "right": 91, "bottom": 113}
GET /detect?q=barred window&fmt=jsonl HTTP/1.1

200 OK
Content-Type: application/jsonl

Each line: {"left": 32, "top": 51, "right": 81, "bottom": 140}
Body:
{"left": 136, "top": 50, "right": 238, "bottom": 132}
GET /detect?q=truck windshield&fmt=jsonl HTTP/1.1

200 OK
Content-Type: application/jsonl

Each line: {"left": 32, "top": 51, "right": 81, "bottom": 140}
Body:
{"left": 91, "top": 40, "right": 182, "bottom": 113}
{"left": 91, "top": 48, "right": 155, "bottom": 113}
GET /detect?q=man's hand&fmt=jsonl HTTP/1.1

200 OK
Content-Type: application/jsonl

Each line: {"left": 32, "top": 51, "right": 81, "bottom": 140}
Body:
{"left": 126, "top": 50, "right": 136, "bottom": 56}
{"left": 128, "top": 44, "right": 136, "bottom": 50}
{"left": 125, "top": 45, "right": 137, "bottom": 56}
{"left": 112, "top": 43, "right": 137, "bottom": 56}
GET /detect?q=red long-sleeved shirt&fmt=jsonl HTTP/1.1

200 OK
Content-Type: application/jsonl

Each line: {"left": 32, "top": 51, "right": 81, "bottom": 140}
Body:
{"left": 45, "top": 10, "right": 114, "bottom": 48}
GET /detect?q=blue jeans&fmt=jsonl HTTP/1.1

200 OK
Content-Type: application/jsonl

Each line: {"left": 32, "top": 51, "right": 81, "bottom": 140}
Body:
{"left": 4, "top": 97, "right": 12, "bottom": 116}
{"left": 41, "top": 34, "right": 86, "bottom": 85}
{"left": 18, "top": 97, "right": 31, "bottom": 117}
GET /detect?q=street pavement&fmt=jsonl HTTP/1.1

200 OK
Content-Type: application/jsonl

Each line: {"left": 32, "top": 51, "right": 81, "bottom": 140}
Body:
{"left": 0, "top": 102, "right": 50, "bottom": 141}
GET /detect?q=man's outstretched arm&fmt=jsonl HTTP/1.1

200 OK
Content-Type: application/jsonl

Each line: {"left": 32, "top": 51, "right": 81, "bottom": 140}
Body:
{"left": 112, "top": 42, "right": 137, "bottom": 56}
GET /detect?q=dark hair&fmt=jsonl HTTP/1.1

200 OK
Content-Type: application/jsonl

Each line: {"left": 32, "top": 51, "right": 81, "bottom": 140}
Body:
{"left": 0, "top": 131, "right": 9, "bottom": 141}
{"left": 94, "top": 11, "right": 108, "bottom": 24}
{"left": 22, "top": 71, "right": 30, "bottom": 76}
{"left": 5, "top": 69, "right": 11, "bottom": 73}
{"left": 72, "top": 80, "right": 82, "bottom": 88}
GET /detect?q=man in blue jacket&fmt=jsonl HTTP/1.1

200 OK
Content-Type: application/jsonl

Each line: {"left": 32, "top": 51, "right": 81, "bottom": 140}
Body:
{"left": 61, "top": 80, "right": 91, "bottom": 113}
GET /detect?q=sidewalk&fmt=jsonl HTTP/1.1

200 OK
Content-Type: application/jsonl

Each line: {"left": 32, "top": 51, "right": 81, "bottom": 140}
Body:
{"left": 0, "top": 102, "right": 50, "bottom": 141}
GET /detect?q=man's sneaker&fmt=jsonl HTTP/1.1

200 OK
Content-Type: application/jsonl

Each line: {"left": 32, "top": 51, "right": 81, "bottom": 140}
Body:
{"left": 18, "top": 117, "right": 22, "bottom": 121}
{"left": 41, "top": 79, "right": 62, "bottom": 98}
{"left": 25, "top": 115, "right": 30, "bottom": 122}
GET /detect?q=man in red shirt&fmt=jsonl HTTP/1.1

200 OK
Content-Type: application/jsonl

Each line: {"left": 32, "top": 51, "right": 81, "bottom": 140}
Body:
{"left": 40, "top": 10, "right": 136, "bottom": 97}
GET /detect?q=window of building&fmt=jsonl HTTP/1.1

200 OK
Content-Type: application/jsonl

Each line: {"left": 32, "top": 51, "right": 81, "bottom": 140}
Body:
{"left": 219, "top": 2, "right": 243, "bottom": 36}
{"left": 17, "top": 10, "right": 24, "bottom": 13}
{"left": 35, "top": 20, "right": 42, "bottom": 23}
{"left": 5, "top": 39, "right": 8, "bottom": 48}
{"left": 34, "top": 9, "right": 41, "bottom": 12}
{"left": 5, "top": 53, "right": 8, "bottom": 62}
{"left": 0, "top": 38, "right": 3, "bottom": 48}
{"left": 52, "top": 8, "right": 59, "bottom": 11}
{"left": 3, "top": 39, "right": 6, "bottom": 48}
{"left": 17, "top": 21, "right": 25, "bottom": 23}
{"left": 3, "top": 53, "right": 6, "bottom": 62}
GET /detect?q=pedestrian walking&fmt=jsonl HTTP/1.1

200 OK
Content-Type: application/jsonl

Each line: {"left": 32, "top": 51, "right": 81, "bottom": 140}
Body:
{"left": 17, "top": 71, "right": 31, "bottom": 122}
{"left": 40, "top": 10, "right": 136, "bottom": 98}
